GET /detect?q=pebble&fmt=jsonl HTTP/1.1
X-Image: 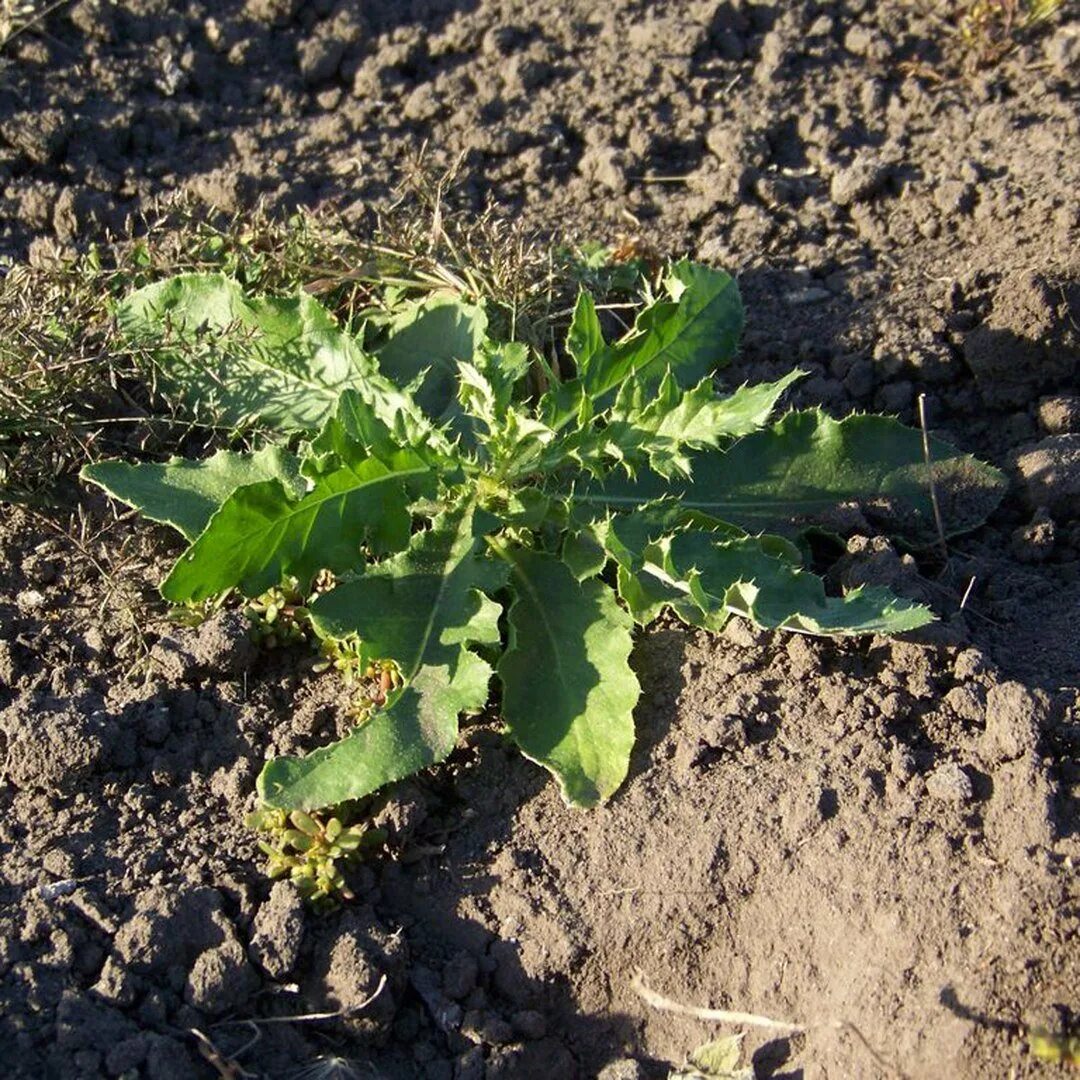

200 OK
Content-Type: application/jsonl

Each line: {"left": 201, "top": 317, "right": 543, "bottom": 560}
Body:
{"left": 830, "top": 157, "right": 887, "bottom": 206}
{"left": 926, "top": 761, "right": 973, "bottom": 804}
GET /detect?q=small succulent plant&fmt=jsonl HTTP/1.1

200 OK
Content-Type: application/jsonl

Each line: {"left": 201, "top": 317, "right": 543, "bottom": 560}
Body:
{"left": 246, "top": 806, "right": 385, "bottom": 909}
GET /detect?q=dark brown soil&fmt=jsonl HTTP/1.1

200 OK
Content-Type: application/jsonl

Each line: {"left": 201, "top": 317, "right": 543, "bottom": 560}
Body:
{"left": 2, "top": 2, "right": 1079, "bottom": 1078}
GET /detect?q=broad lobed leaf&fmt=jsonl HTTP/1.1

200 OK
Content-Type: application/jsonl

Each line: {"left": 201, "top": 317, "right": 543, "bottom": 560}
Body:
{"left": 162, "top": 448, "right": 433, "bottom": 602}
{"left": 119, "top": 273, "right": 443, "bottom": 448}
{"left": 573, "top": 409, "right": 1005, "bottom": 545}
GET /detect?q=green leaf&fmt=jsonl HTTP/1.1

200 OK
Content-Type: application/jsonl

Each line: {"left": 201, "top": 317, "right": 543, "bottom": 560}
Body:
{"left": 162, "top": 450, "right": 432, "bottom": 602}
{"left": 622, "top": 259, "right": 745, "bottom": 387}
{"left": 594, "top": 511, "right": 930, "bottom": 635}
{"left": 674, "top": 1035, "right": 754, "bottom": 1080}
{"left": 495, "top": 547, "right": 639, "bottom": 807}
{"left": 119, "top": 274, "right": 437, "bottom": 442}
{"left": 561, "top": 527, "right": 607, "bottom": 581}
{"left": 566, "top": 289, "right": 604, "bottom": 369}
{"left": 574, "top": 410, "right": 1006, "bottom": 544}
{"left": 542, "top": 261, "right": 744, "bottom": 428}
{"left": 375, "top": 295, "right": 488, "bottom": 420}
{"left": 257, "top": 503, "right": 506, "bottom": 810}
{"left": 81, "top": 445, "right": 304, "bottom": 541}
{"left": 646, "top": 530, "right": 933, "bottom": 635}
{"left": 599, "top": 368, "right": 806, "bottom": 477}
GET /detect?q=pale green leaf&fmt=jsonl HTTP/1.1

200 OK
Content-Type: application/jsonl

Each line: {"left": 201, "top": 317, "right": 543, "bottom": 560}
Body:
{"left": 162, "top": 450, "right": 432, "bottom": 602}
{"left": 257, "top": 503, "right": 506, "bottom": 810}
{"left": 119, "top": 274, "right": 438, "bottom": 444}
{"left": 496, "top": 547, "right": 639, "bottom": 807}
{"left": 80, "top": 445, "right": 303, "bottom": 542}
{"left": 672, "top": 1034, "right": 754, "bottom": 1080}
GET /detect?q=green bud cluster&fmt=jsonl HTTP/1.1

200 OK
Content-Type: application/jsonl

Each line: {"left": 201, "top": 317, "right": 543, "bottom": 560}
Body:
{"left": 246, "top": 806, "right": 385, "bottom": 909}
{"left": 244, "top": 579, "right": 312, "bottom": 648}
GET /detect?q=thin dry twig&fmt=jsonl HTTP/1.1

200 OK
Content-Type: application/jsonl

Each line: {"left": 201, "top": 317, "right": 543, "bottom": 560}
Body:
{"left": 214, "top": 974, "right": 387, "bottom": 1028}
{"left": 630, "top": 970, "right": 913, "bottom": 1080}
{"left": 189, "top": 1027, "right": 258, "bottom": 1080}
{"left": 630, "top": 970, "right": 804, "bottom": 1034}
{"left": 917, "top": 392, "right": 950, "bottom": 566}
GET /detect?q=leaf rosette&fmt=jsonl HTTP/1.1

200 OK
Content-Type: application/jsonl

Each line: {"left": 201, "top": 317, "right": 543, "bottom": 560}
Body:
{"left": 83, "top": 263, "right": 1005, "bottom": 813}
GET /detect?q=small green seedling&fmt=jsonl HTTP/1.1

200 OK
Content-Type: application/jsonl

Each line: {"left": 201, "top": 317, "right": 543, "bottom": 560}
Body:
{"left": 82, "top": 260, "right": 1005, "bottom": 820}
{"left": 247, "top": 806, "right": 384, "bottom": 909}
{"left": 672, "top": 1034, "right": 754, "bottom": 1080}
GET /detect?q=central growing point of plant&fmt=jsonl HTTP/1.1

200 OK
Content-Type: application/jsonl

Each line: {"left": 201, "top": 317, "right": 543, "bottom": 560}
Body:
{"left": 83, "top": 260, "right": 1004, "bottom": 812}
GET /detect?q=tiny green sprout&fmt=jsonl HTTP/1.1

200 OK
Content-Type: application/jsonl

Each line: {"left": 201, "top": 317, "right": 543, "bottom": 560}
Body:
{"left": 244, "top": 578, "right": 312, "bottom": 648}
{"left": 246, "top": 805, "right": 385, "bottom": 910}
{"left": 171, "top": 594, "right": 228, "bottom": 628}
{"left": 1028, "top": 1027, "right": 1080, "bottom": 1067}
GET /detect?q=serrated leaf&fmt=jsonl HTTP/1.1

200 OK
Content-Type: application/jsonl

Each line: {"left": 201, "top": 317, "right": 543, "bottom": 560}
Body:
{"left": 562, "top": 527, "right": 607, "bottom": 580}
{"left": 595, "top": 512, "right": 930, "bottom": 635}
{"left": 162, "top": 450, "right": 432, "bottom": 602}
{"left": 574, "top": 410, "right": 1006, "bottom": 544}
{"left": 81, "top": 445, "right": 304, "bottom": 542}
{"left": 496, "top": 547, "right": 639, "bottom": 807}
{"left": 375, "top": 294, "right": 488, "bottom": 421}
{"left": 119, "top": 274, "right": 438, "bottom": 443}
{"left": 257, "top": 503, "right": 506, "bottom": 810}
{"left": 650, "top": 530, "right": 934, "bottom": 635}
{"left": 588, "top": 368, "right": 805, "bottom": 478}
{"left": 542, "top": 261, "right": 744, "bottom": 428}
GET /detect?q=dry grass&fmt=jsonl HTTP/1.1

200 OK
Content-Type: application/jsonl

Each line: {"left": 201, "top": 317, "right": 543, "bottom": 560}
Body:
{"left": 0, "top": 0, "right": 66, "bottom": 50}
{"left": 0, "top": 171, "right": 636, "bottom": 501}
{"left": 955, "top": 0, "right": 1065, "bottom": 67}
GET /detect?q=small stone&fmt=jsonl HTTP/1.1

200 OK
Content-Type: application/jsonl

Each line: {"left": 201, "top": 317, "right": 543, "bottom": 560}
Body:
{"left": 1010, "top": 508, "right": 1056, "bottom": 563}
{"left": 184, "top": 936, "right": 258, "bottom": 1014}
{"left": 925, "top": 761, "right": 973, "bottom": 804}
{"left": 578, "top": 145, "right": 627, "bottom": 195}
{"left": 1038, "top": 395, "right": 1080, "bottom": 435}
{"left": 244, "top": 0, "right": 300, "bottom": 25}
{"left": 402, "top": 83, "right": 441, "bottom": 122}
{"left": 1014, "top": 435, "right": 1080, "bottom": 519}
{"left": 844, "top": 25, "right": 890, "bottom": 61}
{"left": 297, "top": 34, "right": 346, "bottom": 85}
{"left": 830, "top": 157, "right": 887, "bottom": 207}
{"left": 249, "top": 881, "right": 305, "bottom": 979}
{"left": 982, "top": 682, "right": 1047, "bottom": 763}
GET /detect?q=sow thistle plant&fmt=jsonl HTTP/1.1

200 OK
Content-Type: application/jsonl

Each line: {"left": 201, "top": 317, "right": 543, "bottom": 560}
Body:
{"left": 82, "top": 261, "right": 1004, "bottom": 814}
